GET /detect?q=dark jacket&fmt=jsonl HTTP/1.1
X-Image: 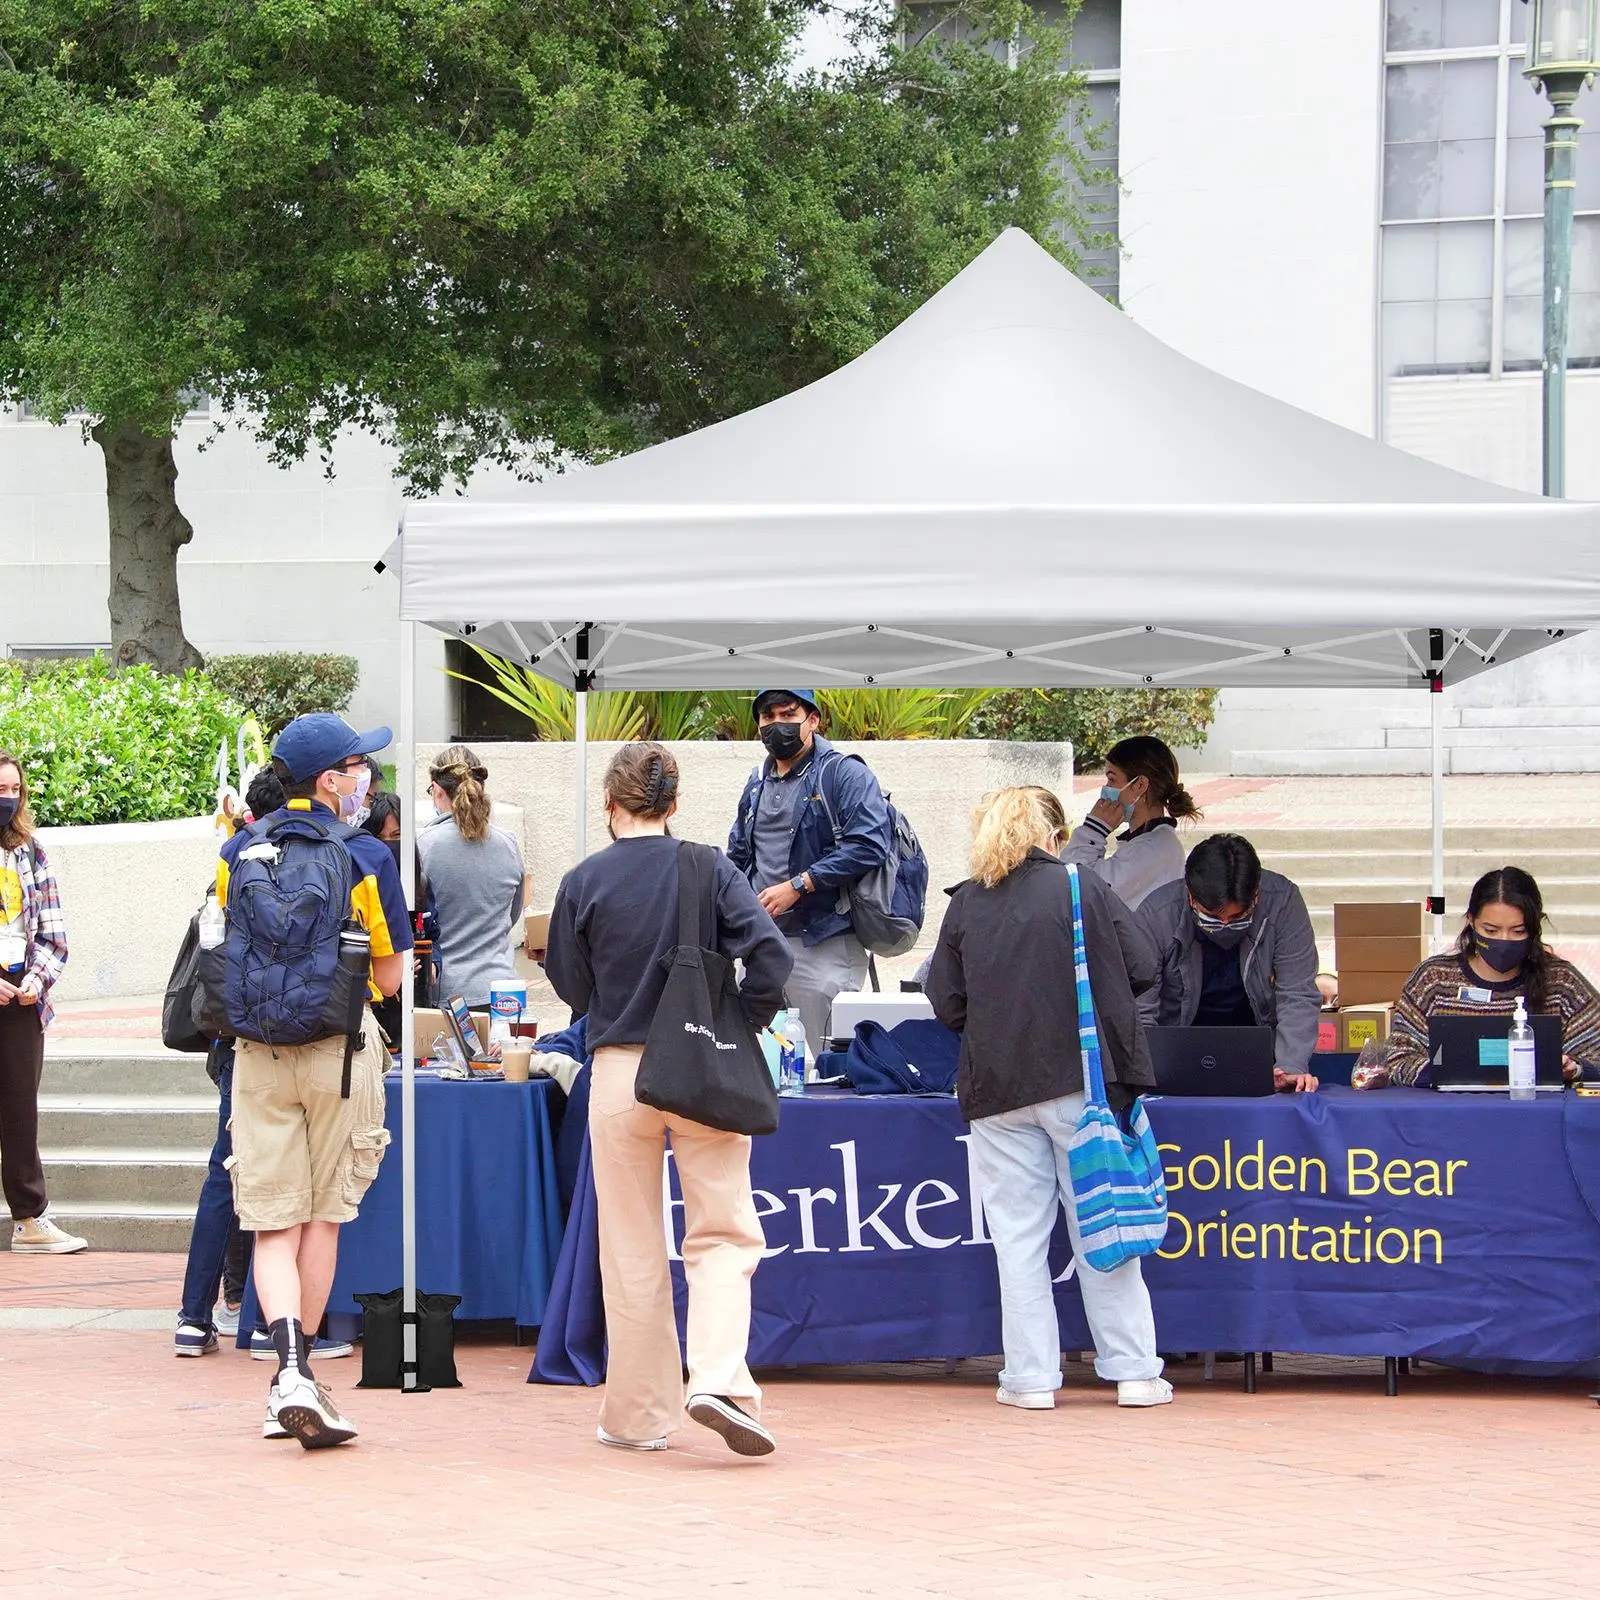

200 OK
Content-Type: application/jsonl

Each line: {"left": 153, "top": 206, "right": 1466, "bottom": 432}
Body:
{"left": 1137, "top": 870, "right": 1321, "bottom": 1073}
{"left": 546, "top": 836, "right": 793, "bottom": 1050}
{"left": 725, "top": 735, "right": 891, "bottom": 946}
{"left": 927, "top": 850, "right": 1160, "bottom": 1122}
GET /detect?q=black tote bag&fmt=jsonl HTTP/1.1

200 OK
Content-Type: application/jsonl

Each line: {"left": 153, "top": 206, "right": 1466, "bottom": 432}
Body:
{"left": 634, "top": 841, "right": 779, "bottom": 1136}
{"left": 161, "top": 897, "right": 212, "bottom": 1055}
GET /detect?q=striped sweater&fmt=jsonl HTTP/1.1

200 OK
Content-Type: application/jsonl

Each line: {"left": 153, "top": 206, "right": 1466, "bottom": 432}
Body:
{"left": 1387, "top": 951, "right": 1600, "bottom": 1086}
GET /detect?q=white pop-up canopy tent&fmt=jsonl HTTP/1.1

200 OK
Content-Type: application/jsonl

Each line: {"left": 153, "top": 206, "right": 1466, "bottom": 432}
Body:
{"left": 383, "top": 228, "right": 1600, "bottom": 1385}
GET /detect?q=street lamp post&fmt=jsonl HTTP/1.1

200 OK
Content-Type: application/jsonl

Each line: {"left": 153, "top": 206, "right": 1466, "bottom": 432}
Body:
{"left": 1523, "top": 0, "right": 1600, "bottom": 498}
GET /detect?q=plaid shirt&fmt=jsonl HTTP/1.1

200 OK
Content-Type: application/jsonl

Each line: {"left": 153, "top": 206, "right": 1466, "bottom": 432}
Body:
{"left": 8, "top": 840, "right": 68, "bottom": 1029}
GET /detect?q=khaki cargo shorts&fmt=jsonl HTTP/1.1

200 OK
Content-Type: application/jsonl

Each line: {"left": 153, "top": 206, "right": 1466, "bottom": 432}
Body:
{"left": 227, "top": 1013, "right": 391, "bottom": 1232}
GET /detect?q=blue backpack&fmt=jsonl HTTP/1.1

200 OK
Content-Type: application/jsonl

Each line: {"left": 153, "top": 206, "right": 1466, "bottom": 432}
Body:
{"left": 216, "top": 812, "right": 364, "bottom": 1049}
{"left": 817, "top": 753, "right": 930, "bottom": 957}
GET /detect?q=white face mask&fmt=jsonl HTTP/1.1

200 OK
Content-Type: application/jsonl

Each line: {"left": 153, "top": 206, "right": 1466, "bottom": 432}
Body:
{"left": 337, "top": 766, "right": 373, "bottom": 822}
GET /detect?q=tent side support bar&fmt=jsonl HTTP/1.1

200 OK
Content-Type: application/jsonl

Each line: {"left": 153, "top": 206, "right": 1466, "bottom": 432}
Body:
{"left": 1429, "top": 627, "right": 1446, "bottom": 954}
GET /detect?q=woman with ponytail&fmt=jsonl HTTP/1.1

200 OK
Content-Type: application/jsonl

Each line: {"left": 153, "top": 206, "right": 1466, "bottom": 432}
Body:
{"left": 417, "top": 744, "right": 527, "bottom": 1007}
{"left": 1063, "top": 735, "right": 1201, "bottom": 909}
{"left": 545, "top": 743, "right": 792, "bottom": 1457}
{"left": 927, "top": 787, "right": 1170, "bottom": 1411}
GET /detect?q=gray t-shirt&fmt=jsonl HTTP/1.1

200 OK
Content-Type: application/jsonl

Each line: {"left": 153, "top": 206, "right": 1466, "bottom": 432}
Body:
{"left": 751, "top": 748, "right": 815, "bottom": 934}
{"left": 417, "top": 816, "right": 526, "bottom": 1007}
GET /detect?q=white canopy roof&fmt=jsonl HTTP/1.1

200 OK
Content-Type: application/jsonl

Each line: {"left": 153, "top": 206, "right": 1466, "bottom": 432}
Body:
{"left": 397, "top": 228, "right": 1599, "bottom": 690}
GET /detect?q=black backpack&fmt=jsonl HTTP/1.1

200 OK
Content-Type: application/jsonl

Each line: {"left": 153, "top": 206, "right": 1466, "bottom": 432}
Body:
{"left": 161, "top": 886, "right": 214, "bottom": 1054}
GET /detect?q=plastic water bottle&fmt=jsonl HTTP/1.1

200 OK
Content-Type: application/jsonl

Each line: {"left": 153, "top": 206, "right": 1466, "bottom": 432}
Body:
{"left": 1508, "top": 997, "right": 1537, "bottom": 1102}
{"left": 778, "top": 1007, "right": 807, "bottom": 1096}
{"left": 197, "top": 892, "right": 227, "bottom": 951}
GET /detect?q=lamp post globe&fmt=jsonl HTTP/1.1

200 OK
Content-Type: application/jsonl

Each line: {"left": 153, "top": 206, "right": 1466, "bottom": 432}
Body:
{"left": 1522, "top": 0, "right": 1600, "bottom": 498}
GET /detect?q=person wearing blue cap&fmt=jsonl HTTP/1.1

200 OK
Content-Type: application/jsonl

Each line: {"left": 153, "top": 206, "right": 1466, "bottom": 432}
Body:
{"left": 212, "top": 712, "right": 413, "bottom": 1448}
{"left": 726, "top": 690, "right": 892, "bottom": 1051}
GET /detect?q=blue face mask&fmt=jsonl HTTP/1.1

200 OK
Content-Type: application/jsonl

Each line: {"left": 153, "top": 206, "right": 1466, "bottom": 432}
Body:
{"left": 1100, "top": 783, "right": 1136, "bottom": 825}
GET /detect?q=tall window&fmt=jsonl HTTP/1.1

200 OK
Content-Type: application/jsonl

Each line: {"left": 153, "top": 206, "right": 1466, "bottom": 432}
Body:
{"left": 1037, "top": 0, "right": 1122, "bottom": 297}
{"left": 1382, "top": 0, "right": 1600, "bottom": 377}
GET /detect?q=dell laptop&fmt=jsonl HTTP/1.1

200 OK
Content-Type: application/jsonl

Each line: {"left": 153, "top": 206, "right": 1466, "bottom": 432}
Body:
{"left": 1427, "top": 1014, "right": 1565, "bottom": 1091}
{"left": 1145, "top": 1026, "right": 1276, "bottom": 1097}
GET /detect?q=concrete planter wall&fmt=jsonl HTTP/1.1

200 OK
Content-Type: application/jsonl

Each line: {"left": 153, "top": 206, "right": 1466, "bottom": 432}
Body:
{"left": 420, "top": 738, "right": 1076, "bottom": 938}
{"left": 42, "top": 740, "right": 1072, "bottom": 1003}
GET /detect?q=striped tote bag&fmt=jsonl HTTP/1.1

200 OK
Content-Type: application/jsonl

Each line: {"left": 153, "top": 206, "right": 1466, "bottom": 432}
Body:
{"left": 1063, "top": 864, "right": 1169, "bottom": 1271}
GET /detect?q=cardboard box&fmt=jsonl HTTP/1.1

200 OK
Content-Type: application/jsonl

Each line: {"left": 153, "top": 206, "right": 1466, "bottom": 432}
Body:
{"left": 1333, "top": 901, "right": 1426, "bottom": 939}
{"left": 1335, "top": 970, "right": 1410, "bottom": 1007}
{"left": 524, "top": 911, "right": 551, "bottom": 953}
{"left": 1338, "top": 1004, "right": 1392, "bottom": 1053}
{"left": 1335, "top": 933, "right": 1427, "bottom": 973}
{"left": 416, "top": 1007, "right": 488, "bottom": 1052}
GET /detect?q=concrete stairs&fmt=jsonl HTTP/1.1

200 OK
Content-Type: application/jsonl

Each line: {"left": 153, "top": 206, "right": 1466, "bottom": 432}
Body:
{"left": 1192, "top": 825, "right": 1600, "bottom": 948}
{"left": 34, "top": 1050, "right": 213, "bottom": 1252}
{"left": 1231, "top": 707, "right": 1600, "bottom": 776}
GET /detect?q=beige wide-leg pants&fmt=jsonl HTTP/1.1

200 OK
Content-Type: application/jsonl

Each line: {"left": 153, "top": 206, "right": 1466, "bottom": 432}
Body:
{"left": 589, "top": 1045, "right": 766, "bottom": 1443}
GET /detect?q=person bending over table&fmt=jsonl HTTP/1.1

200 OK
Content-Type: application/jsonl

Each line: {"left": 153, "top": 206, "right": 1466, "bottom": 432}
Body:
{"left": 1061, "top": 735, "right": 1201, "bottom": 910}
{"left": 1139, "top": 834, "right": 1322, "bottom": 1093}
{"left": 1357, "top": 866, "right": 1600, "bottom": 1090}
{"left": 546, "top": 741, "right": 793, "bottom": 1459}
{"left": 927, "top": 785, "right": 1172, "bottom": 1412}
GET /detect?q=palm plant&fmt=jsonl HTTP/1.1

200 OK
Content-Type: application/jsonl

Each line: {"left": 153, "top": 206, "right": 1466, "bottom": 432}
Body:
{"left": 818, "top": 687, "right": 997, "bottom": 740}
{"left": 447, "top": 645, "right": 645, "bottom": 740}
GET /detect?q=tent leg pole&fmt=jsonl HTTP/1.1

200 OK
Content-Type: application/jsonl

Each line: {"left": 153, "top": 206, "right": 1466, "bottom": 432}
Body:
{"left": 574, "top": 687, "right": 588, "bottom": 864}
{"left": 398, "top": 617, "right": 420, "bottom": 1391}
{"left": 1430, "top": 672, "right": 1445, "bottom": 954}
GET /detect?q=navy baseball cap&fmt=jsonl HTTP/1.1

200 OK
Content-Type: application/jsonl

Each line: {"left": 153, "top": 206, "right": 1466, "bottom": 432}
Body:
{"left": 753, "top": 688, "right": 819, "bottom": 715}
{"left": 273, "top": 713, "right": 393, "bottom": 783}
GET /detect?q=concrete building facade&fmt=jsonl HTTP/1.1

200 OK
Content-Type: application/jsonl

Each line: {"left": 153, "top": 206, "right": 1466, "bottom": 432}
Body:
{"left": 3, "top": 0, "right": 1596, "bottom": 764}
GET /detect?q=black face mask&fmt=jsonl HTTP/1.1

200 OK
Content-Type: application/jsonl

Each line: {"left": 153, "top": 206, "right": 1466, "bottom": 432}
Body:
{"left": 0, "top": 798, "right": 17, "bottom": 830}
{"left": 1475, "top": 933, "right": 1530, "bottom": 975}
{"left": 760, "top": 723, "right": 806, "bottom": 761}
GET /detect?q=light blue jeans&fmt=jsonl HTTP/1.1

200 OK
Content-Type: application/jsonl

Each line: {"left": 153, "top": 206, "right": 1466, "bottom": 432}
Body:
{"left": 968, "top": 1091, "right": 1162, "bottom": 1392}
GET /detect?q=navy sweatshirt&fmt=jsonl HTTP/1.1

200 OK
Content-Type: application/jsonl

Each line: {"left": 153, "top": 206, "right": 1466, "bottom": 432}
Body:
{"left": 546, "top": 836, "right": 794, "bottom": 1050}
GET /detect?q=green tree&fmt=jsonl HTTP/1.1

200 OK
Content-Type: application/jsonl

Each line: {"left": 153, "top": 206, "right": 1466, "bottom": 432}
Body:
{"left": 0, "top": 1, "right": 1101, "bottom": 672}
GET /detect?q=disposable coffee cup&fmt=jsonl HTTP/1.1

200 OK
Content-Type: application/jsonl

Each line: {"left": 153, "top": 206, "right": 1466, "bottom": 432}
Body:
{"left": 502, "top": 1043, "right": 533, "bottom": 1083}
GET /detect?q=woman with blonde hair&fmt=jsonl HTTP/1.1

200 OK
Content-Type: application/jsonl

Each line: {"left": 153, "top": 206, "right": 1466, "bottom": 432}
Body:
{"left": 546, "top": 743, "right": 792, "bottom": 1456}
{"left": 0, "top": 753, "right": 83, "bottom": 1253}
{"left": 417, "top": 744, "right": 527, "bottom": 1008}
{"left": 927, "top": 786, "right": 1168, "bottom": 1410}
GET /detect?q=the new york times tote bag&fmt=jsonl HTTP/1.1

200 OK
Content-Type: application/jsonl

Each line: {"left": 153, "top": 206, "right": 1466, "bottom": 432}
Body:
{"left": 1064, "top": 864, "right": 1168, "bottom": 1270}
{"left": 635, "top": 841, "right": 779, "bottom": 1136}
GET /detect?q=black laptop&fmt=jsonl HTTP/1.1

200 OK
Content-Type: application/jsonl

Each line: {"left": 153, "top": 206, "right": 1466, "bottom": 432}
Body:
{"left": 1427, "top": 1014, "right": 1565, "bottom": 1091}
{"left": 1145, "top": 1026, "right": 1276, "bottom": 1097}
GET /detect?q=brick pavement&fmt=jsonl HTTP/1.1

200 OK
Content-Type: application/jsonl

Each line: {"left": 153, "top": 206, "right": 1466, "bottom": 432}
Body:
{"left": 2, "top": 1256, "right": 1597, "bottom": 1598}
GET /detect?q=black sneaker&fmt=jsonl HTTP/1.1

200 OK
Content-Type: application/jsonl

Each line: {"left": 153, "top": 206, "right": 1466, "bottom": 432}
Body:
{"left": 685, "top": 1393, "right": 775, "bottom": 1457}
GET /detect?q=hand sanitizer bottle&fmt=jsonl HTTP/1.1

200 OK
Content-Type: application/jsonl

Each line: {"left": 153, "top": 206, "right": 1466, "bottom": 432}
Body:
{"left": 1508, "top": 997, "right": 1537, "bottom": 1102}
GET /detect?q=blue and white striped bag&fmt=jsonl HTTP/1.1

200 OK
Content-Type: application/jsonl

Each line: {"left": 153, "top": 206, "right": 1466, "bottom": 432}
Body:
{"left": 1063, "top": 864, "right": 1168, "bottom": 1271}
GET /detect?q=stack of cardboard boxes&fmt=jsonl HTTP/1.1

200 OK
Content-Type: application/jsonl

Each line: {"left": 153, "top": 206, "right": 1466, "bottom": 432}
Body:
{"left": 1319, "top": 902, "right": 1428, "bottom": 1053}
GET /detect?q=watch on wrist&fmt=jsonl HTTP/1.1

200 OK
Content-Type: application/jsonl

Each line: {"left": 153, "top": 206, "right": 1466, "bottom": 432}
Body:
{"left": 791, "top": 874, "right": 809, "bottom": 895}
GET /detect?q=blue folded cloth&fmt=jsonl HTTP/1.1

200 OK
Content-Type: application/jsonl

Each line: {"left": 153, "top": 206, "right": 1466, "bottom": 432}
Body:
{"left": 840, "top": 1019, "right": 960, "bottom": 1096}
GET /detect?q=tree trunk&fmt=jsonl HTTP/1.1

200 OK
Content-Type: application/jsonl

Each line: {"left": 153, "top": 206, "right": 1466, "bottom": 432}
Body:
{"left": 92, "top": 418, "right": 204, "bottom": 675}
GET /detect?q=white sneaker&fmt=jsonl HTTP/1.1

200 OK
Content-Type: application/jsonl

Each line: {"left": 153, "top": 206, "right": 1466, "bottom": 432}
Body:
{"left": 685, "top": 1393, "right": 776, "bottom": 1457}
{"left": 214, "top": 1302, "right": 241, "bottom": 1337}
{"left": 1117, "top": 1377, "right": 1175, "bottom": 1408}
{"left": 272, "top": 1371, "right": 358, "bottom": 1449}
{"left": 262, "top": 1383, "right": 291, "bottom": 1440}
{"left": 11, "top": 1212, "right": 88, "bottom": 1254}
{"left": 597, "top": 1425, "right": 667, "bottom": 1451}
{"left": 996, "top": 1387, "right": 1056, "bottom": 1410}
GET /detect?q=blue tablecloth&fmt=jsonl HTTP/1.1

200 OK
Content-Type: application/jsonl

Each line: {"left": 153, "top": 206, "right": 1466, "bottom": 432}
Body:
{"left": 531, "top": 1086, "right": 1600, "bottom": 1384}
{"left": 238, "top": 1076, "right": 563, "bottom": 1345}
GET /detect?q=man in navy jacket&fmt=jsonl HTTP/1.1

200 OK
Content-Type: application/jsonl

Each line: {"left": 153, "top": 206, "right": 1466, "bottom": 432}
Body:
{"left": 726, "top": 689, "right": 891, "bottom": 1051}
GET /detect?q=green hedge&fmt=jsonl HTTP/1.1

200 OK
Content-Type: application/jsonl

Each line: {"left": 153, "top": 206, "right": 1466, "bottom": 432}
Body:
{"left": 966, "top": 687, "right": 1220, "bottom": 767}
{"left": 0, "top": 658, "right": 244, "bottom": 825}
{"left": 204, "top": 653, "right": 359, "bottom": 737}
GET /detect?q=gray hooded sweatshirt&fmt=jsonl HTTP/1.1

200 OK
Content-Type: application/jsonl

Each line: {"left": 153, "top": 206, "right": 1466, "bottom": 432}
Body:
{"left": 1137, "top": 869, "right": 1323, "bottom": 1073}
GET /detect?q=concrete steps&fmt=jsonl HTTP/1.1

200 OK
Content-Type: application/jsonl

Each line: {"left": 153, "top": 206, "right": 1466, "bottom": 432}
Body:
{"left": 1185, "top": 825, "right": 1600, "bottom": 952}
{"left": 29, "top": 1051, "right": 214, "bottom": 1253}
